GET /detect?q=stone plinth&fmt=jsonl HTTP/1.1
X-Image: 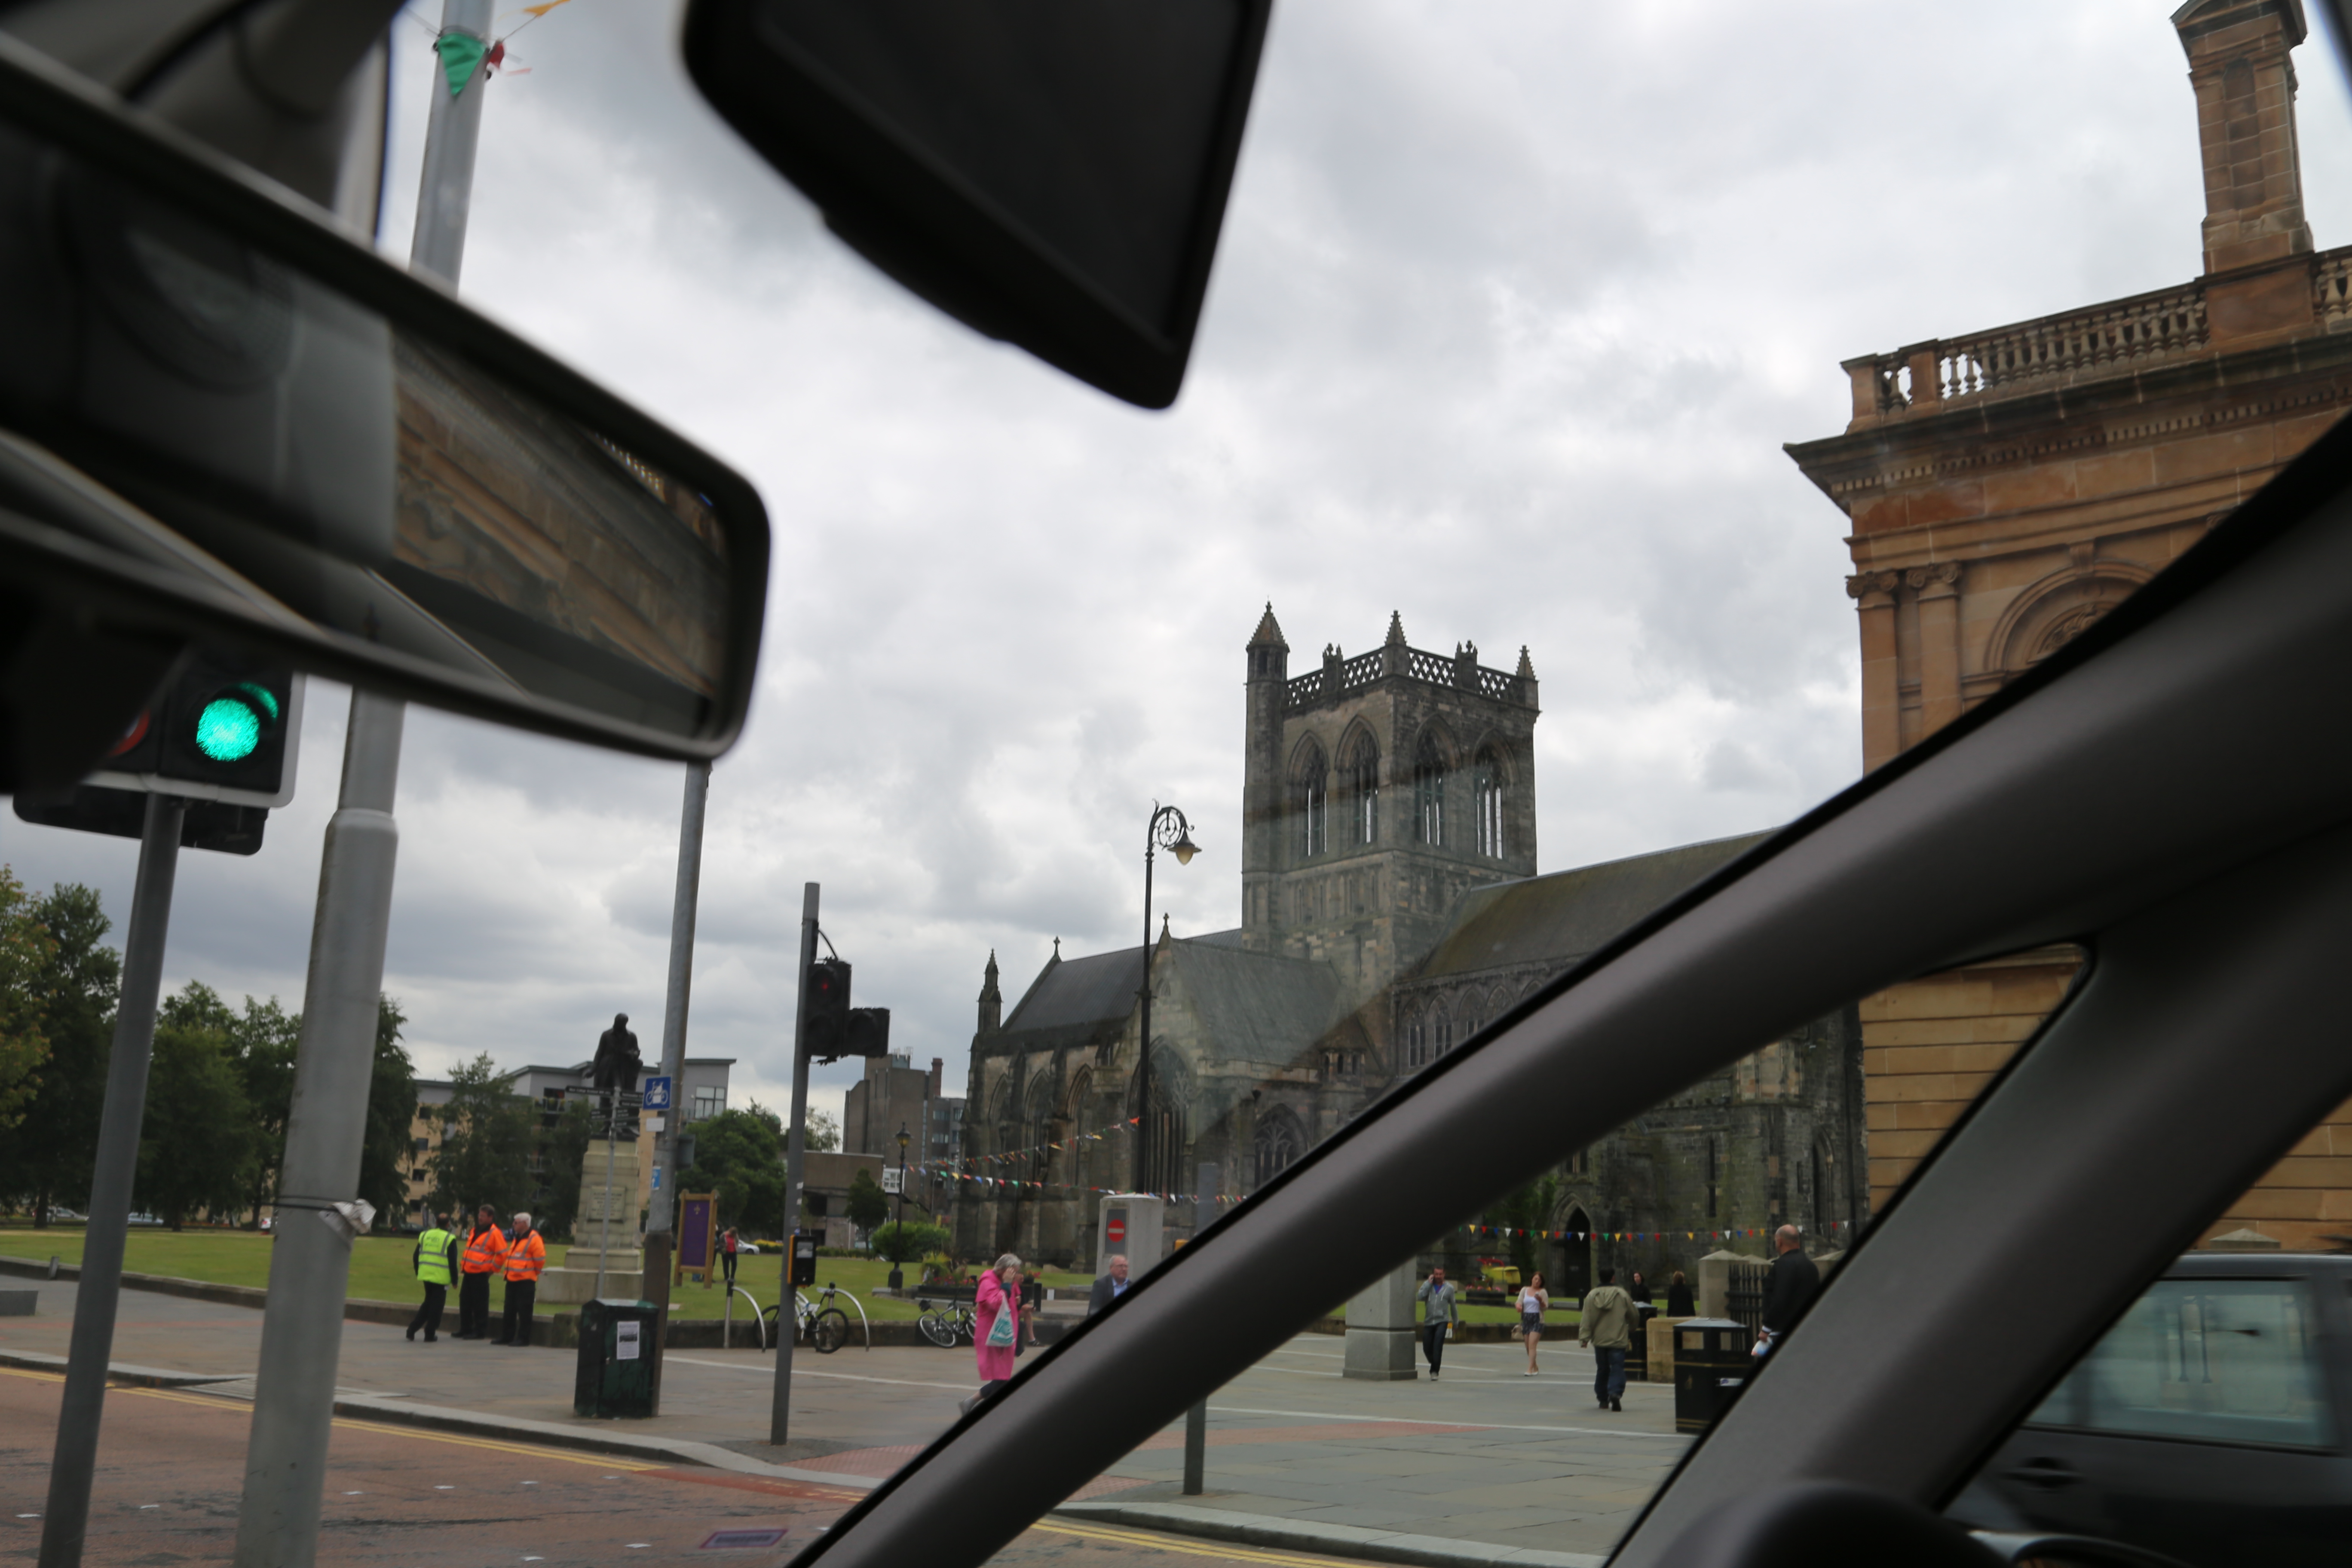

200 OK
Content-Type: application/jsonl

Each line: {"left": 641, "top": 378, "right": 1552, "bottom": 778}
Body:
{"left": 544, "top": 1140, "right": 645, "bottom": 1303}
{"left": 1342, "top": 1260, "right": 1417, "bottom": 1381}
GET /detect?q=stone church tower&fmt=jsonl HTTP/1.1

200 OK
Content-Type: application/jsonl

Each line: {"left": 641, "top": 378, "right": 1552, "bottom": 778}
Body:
{"left": 1239, "top": 605, "right": 1540, "bottom": 1009}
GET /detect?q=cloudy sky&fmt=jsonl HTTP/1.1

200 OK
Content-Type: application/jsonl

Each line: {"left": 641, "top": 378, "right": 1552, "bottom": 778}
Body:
{"left": 7, "top": 0, "right": 2352, "bottom": 1138}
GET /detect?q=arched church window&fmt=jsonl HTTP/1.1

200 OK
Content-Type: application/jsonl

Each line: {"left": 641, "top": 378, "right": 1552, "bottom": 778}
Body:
{"left": 1254, "top": 1107, "right": 1305, "bottom": 1186}
{"left": 1343, "top": 732, "right": 1379, "bottom": 845}
{"left": 1294, "top": 740, "right": 1329, "bottom": 860}
{"left": 1414, "top": 732, "right": 1447, "bottom": 845}
{"left": 1473, "top": 748, "right": 1505, "bottom": 858}
{"left": 1405, "top": 1003, "right": 1427, "bottom": 1068}
{"left": 1431, "top": 999, "right": 1453, "bottom": 1057}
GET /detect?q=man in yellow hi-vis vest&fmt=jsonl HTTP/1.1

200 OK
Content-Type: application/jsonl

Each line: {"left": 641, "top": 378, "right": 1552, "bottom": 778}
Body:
{"left": 407, "top": 1212, "right": 459, "bottom": 1343}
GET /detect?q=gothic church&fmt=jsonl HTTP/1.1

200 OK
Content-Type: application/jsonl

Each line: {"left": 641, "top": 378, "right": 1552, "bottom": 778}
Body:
{"left": 955, "top": 607, "right": 1865, "bottom": 1292}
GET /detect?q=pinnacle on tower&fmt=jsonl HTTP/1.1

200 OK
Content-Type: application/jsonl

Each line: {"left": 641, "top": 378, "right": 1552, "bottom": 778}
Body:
{"left": 1516, "top": 646, "right": 1535, "bottom": 679}
{"left": 980, "top": 949, "right": 1001, "bottom": 1001}
{"left": 1385, "top": 611, "right": 1407, "bottom": 648}
{"left": 1249, "top": 602, "right": 1287, "bottom": 647}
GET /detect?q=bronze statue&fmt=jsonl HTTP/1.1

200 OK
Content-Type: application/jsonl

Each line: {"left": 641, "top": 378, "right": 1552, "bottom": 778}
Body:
{"left": 592, "top": 1012, "right": 641, "bottom": 1134}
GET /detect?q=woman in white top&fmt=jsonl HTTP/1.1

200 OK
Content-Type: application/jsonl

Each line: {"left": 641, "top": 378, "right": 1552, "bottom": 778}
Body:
{"left": 1517, "top": 1272, "right": 1550, "bottom": 1375}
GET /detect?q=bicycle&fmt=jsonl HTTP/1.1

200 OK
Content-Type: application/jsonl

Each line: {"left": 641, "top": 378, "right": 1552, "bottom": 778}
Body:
{"left": 917, "top": 1298, "right": 975, "bottom": 1348}
{"left": 758, "top": 1282, "right": 853, "bottom": 1354}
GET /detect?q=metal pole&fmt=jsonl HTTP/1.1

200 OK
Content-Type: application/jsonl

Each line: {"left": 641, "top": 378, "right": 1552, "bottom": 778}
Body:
{"left": 408, "top": 0, "right": 493, "bottom": 290}
{"left": 1138, "top": 817, "right": 1155, "bottom": 1197}
{"left": 769, "top": 882, "right": 819, "bottom": 1443}
{"left": 645, "top": 759, "right": 708, "bottom": 1414}
{"left": 39, "top": 794, "right": 184, "bottom": 1568}
{"left": 1183, "top": 1162, "right": 1215, "bottom": 1494}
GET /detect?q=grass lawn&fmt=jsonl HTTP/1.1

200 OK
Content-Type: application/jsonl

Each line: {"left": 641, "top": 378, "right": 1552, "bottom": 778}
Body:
{"left": 1, "top": 1226, "right": 465, "bottom": 1310}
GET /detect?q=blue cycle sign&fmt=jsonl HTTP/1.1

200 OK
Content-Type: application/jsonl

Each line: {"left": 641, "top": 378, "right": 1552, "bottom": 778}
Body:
{"left": 642, "top": 1075, "right": 673, "bottom": 1111}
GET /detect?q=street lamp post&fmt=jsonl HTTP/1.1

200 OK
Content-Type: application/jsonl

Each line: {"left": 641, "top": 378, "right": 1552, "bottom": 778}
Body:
{"left": 1136, "top": 803, "right": 1200, "bottom": 1201}
{"left": 889, "top": 1122, "right": 910, "bottom": 1289}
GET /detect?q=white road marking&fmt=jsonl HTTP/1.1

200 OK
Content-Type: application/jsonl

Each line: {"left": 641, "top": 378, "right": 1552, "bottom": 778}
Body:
{"left": 1201, "top": 1403, "right": 1688, "bottom": 1440}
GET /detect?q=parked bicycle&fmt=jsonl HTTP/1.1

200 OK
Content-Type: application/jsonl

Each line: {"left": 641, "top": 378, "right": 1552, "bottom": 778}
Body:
{"left": 759, "top": 1282, "right": 854, "bottom": 1354}
{"left": 917, "top": 1297, "right": 976, "bottom": 1348}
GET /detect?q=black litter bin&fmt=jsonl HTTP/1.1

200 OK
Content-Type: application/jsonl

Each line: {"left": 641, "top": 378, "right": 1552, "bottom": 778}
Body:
{"left": 1671, "top": 1317, "right": 1752, "bottom": 1433}
{"left": 576, "top": 1298, "right": 658, "bottom": 1419}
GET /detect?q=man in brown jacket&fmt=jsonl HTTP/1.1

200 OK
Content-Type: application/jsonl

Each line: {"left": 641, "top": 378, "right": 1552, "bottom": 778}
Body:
{"left": 1579, "top": 1268, "right": 1635, "bottom": 1412}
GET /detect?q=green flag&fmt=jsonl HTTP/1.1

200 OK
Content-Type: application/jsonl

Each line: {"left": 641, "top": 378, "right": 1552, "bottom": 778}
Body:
{"left": 436, "top": 32, "right": 487, "bottom": 98}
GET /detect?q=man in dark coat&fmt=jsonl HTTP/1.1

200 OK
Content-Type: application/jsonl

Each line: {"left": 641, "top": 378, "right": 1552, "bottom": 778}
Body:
{"left": 1087, "top": 1254, "right": 1132, "bottom": 1314}
{"left": 1756, "top": 1224, "right": 1821, "bottom": 1357}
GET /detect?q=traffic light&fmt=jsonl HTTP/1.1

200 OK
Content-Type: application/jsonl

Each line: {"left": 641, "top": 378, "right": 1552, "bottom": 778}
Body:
{"left": 10, "top": 653, "right": 301, "bottom": 855}
{"left": 805, "top": 958, "right": 852, "bottom": 1060}
{"left": 844, "top": 1007, "right": 890, "bottom": 1059}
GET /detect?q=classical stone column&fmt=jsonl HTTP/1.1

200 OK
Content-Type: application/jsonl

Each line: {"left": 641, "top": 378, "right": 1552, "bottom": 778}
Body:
{"left": 1847, "top": 571, "right": 1902, "bottom": 771}
{"left": 1909, "top": 562, "right": 1965, "bottom": 741}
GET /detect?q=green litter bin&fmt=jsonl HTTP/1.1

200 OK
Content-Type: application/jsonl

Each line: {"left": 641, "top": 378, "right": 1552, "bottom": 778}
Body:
{"left": 1672, "top": 1317, "right": 1752, "bottom": 1433}
{"left": 575, "top": 1298, "right": 658, "bottom": 1418}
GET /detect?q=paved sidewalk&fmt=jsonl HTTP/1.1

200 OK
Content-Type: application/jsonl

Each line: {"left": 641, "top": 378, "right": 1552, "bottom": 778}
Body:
{"left": 1, "top": 1277, "right": 1688, "bottom": 1562}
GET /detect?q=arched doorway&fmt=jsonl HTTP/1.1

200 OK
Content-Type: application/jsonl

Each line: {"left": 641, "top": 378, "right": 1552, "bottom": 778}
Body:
{"left": 1554, "top": 1205, "right": 1592, "bottom": 1301}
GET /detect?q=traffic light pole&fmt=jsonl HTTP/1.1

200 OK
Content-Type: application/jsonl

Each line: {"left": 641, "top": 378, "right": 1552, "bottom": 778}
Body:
{"left": 643, "top": 759, "right": 710, "bottom": 1414}
{"left": 235, "top": 7, "right": 488, "bottom": 1562}
{"left": 770, "top": 881, "right": 819, "bottom": 1444}
{"left": 39, "top": 794, "right": 184, "bottom": 1568}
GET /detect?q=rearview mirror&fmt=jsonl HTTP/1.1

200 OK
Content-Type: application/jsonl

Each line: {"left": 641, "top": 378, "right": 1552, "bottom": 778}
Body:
{"left": 0, "top": 34, "right": 769, "bottom": 789}
{"left": 683, "top": 0, "right": 1274, "bottom": 410}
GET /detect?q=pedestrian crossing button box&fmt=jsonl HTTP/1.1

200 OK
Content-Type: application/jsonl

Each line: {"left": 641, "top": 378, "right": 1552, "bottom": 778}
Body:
{"left": 1672, "top": 1317, "right": 1752, "bottom": 1434}
{"left": 790, "top": 1229, "right": 819, "bottom": 1288}
{"left": 575, "top": 1298, "right": 658, "bottom": 1419}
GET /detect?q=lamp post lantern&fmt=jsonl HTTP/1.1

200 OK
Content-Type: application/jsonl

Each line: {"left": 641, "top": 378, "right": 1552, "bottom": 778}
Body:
{"left": 1136, "top": 802, "right": 1199, "bottom": 1202}
{"left": 889, "top": 1121, "right": 911, "bottom": 1289}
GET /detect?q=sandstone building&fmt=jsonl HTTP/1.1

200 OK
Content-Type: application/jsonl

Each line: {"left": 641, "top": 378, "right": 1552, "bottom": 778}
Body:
{"left": 1786, "top": 0, "right": 2352, "bottom": 1247}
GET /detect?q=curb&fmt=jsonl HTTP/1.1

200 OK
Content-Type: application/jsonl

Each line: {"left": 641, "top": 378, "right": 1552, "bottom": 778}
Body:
{"left": 0, "top": 1348, "right": 245, "bottom": 1389}
{"left": 1051, "top": 1501, "right": 1607, "bottom": 1568}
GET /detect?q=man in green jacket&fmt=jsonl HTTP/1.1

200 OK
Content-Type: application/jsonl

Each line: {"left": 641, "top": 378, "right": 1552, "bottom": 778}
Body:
{"left": 1579, "top": 1268, "right": 1635, "bottom": 1412}
{"left": 407, "top": 1211, "right": 459, "bottom": 1343}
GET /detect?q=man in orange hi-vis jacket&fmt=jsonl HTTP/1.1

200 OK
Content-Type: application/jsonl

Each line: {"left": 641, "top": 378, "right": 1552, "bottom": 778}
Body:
{"left": 494, "top": 1211, "right": 545, "bottom": 1347}
{"left": 455, "top": 1204, "right": 507, "bottom": 1341}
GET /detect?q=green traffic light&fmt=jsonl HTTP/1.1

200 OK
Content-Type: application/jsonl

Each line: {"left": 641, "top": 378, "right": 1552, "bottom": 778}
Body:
{"left": 195, "top": 696, "right": 263, "bottom": 762}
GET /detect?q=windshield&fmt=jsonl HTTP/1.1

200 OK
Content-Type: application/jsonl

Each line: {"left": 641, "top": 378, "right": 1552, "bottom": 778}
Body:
{"left": 6, "top": 3, "right": 2352, "bottom": 1568}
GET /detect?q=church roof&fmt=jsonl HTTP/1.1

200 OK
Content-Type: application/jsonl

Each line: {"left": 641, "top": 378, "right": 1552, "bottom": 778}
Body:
{"left": 1249, "top": 602, "right": 1287, "bottom": 647}
{"left": 999, "top": 946, "right": 1141, "bottom": 1042}
{"left": 1411, "top": 830, "right": 1777, "bottom": 982}
{"left": 1164, "top": 940, "right": 1350, "bottom": 1063}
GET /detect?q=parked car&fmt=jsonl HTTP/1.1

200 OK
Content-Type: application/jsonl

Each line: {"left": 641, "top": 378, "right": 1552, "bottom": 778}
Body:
{"left": 1950, "top": 1253, "right": 2352, "bottom": 1567}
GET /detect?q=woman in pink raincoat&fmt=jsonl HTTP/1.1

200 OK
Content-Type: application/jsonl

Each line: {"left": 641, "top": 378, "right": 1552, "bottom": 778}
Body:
{"left": 963, "top": 1253, "right": 1025, "bottom": 1415}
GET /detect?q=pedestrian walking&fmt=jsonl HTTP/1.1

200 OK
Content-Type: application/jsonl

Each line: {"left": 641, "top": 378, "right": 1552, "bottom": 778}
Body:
{"left": 1665, "top": 1270, "right": 1695, "bottom": 1317}
{"left": 494, "top": 1211, "right": 545, "bottom": 1347}
{"left": 406, "top": 1211, "right": 458, "bottom": 1342}
{"left": 720, "top": 1226, "right": 739, "bottom": 1289}
{"left": 1417, "top": 1266, "right": 1459, "bottom": 1380}
{"left": 1754, "top": 1225, "right": 1820, "bottom": 1360}
{"left": 454, "top": 1204, "right": 505, "bottom": 1340}
{"left": 961, "top": 1253, "right": 1025, "bottom": 1414}
{"left": 1516, "top": 1271, "right": 1549, "bottom": 1375}
{"left": 1086, "top": 1254, "right": 1132, "bottom": 1314}
{"left": 1579, "top": 1267, "right": 1635, "bottom": 1411}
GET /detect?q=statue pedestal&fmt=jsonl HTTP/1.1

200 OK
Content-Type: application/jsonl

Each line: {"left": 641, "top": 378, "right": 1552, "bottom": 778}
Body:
{"left": 1343, "top": 1260, "right": 1420, "bottom": 1380}
{"left": 539, "top": 1139, "right": 646, "bottom": 1304}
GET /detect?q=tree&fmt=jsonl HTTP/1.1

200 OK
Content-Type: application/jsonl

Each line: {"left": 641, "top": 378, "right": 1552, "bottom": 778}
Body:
{"left": 0, "top": 883, "right": 118, "bottom": 1224}
{"left": 871, "top": 1220, "right": 949, "bottom": 1265}
{"left": 1482, "top": 1172, "right": 1560, "bottom": 1283}
{"left": 674, "top": 1107, "right": 784, "bottom": 1232}
{"left": 358, "top": 996, "right": 418, "bottom": 1223}
{"left": 428, "top": 1054, "right": 533, "bottom": 1222}
{"left": 137, "top": 1010, "right": 255, "bottom": 1228}
{"left": 845, "top": 1167, "right": 888, "bottom": 1234}
{"left": 805, "top": 1107, "right": 840, "bottom": 1153}
{"left": 0, "top": 867, "right": 56, "bottom": 1136}
{"left": 226, "top": 996, "right": 300, "bottom": 1225}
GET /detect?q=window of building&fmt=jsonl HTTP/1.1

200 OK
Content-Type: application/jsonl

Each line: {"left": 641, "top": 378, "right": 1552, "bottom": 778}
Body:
{"left": 691, "top": 1085, "right": 725, "bottom": 1121}
{"left": 1294, "top": 741, "right": 1328, "bottom": 859}
{"left": 1254, "top": 1109, "right": 1305, "bottom": 1186}
{"left": 1473, "top": 747, "right": 1504, "bottom": 858}
{"left": 1414, "top": 732, "right": 1447, "bottom": 845}
{"left": 1344, "top": 732, "right": 1379, "bottom": 845}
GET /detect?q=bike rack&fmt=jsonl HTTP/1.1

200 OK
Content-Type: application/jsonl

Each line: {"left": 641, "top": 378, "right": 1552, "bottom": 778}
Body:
{"left": 832, "top": 1283, "right": 873, "bottom": 1351}
{"left": 726, "top": 1286, "right": 766, "bottom": 1351}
